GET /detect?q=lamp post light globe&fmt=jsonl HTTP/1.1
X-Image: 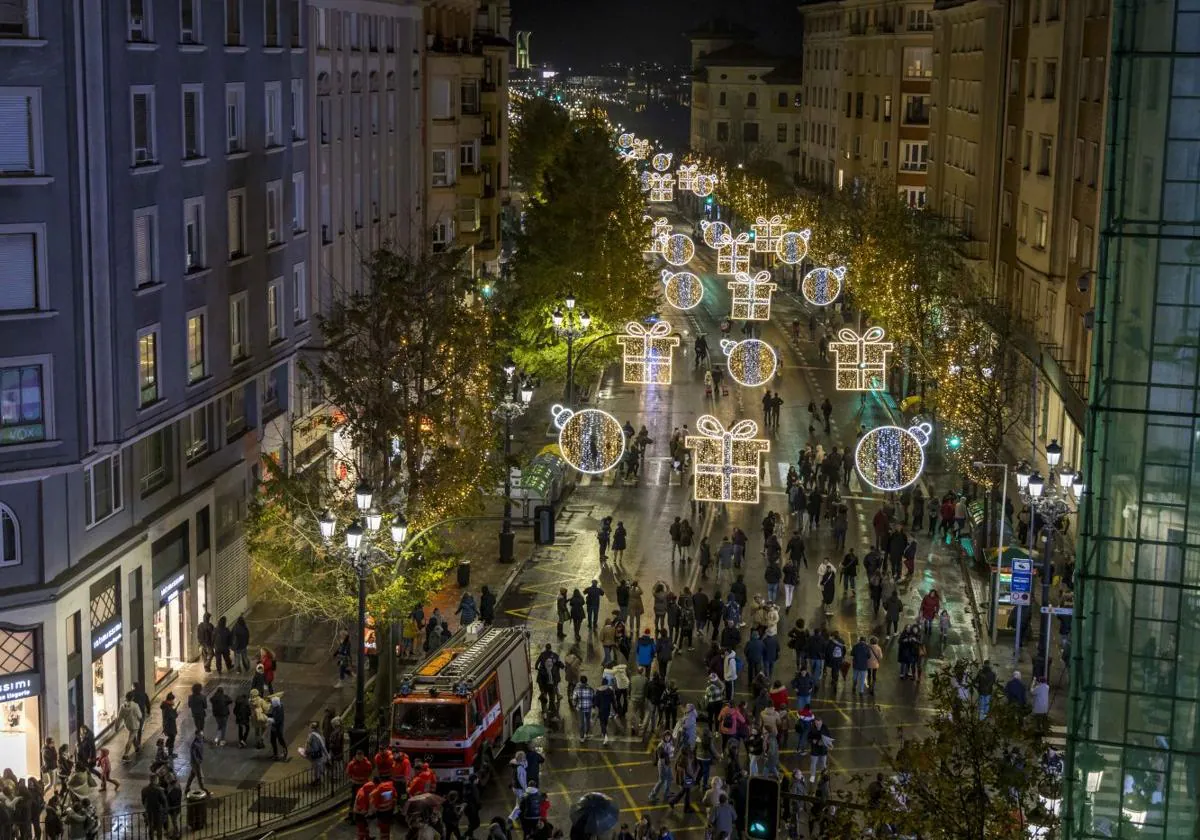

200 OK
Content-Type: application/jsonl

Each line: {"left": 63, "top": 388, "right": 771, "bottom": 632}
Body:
{"left": 1046, "top": 439, "right": 1063, "bottom": 467}
{"left": 1073, "top": 474, "right": 1086, "bottom": 500}
{"left": 318, "top": 510, "right": 336, "bottom": 541}
{"left": 520, "top": 381, "right": 534, "bottom": 404}
{"left": 354, "top": 482, "right": 373, "bottom": 512}
{"left": 345, "top": 522, "right": 364, "bottom": 552}
{"left": 579, "top": 311, "right": 592, "bottom": 330}
{"left": 391, "top": 514, "right": 409, "bottom": 547}
{"left": 503, "top": 356, "right": 517, "bottom": 380}
{"left": 1015, "top": 462, "right": 1032, "bottom": 490}
{"left": 565, "top": 293, "right": 577, "bottom": 310}
{"left": 1028, "top": 472, "right": 1045, "bottom": 498}
{"left": 551, "top": 308, "right": 565, "bottom": 329}
{"left": 364, "top": 508, "right": 382, "bottom": 533}
{"left": 1057, "top": 467, "right": 1075, "bottom": 490}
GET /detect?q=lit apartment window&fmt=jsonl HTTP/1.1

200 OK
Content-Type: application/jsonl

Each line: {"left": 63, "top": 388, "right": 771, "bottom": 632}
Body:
{"left": 900, "top": 141, "right": 928, "bottom": 171}
{"left": 431, "top": 150, "right": 451, "bottom": 186}
{"left": 264, "top": 0, "right": 279, "bottom": 46}
{"left": 179, "top": 0, "right": 200, "bottom": 44}
{"left": 229, "top": 293, "right": 248, "bottom": 362}
{"left": 1033, "top": 209, "right": 1048, "bottom": 249}
{"left": 133, "top": 207, "right": 158, "bottom": 288}
{"left": 128, "top": 0, "right": 151, "bottom": 41}
{"left": 184, "top": 405, "right": 209, "bottom": 463}
{"left": 0, "top": 89, "right": 43, "bottom": 175}
{"left": 0, "top": 360, "right": 48, "bottom": 445}
{"left": 264, "top": 82, "right": 282, "bottom": 147}
{"left": 84, "top": 454, "right": 123, "bottom": 527}
{"left": 292, "top": 263, "right": 307, "bottom": 323}
{"left": 131, "top": 87, "right": 157, "bottom": 165}
{"left": 225, "top": 0, "right": 242, "bottom": 45}
{"left": 137, "top": 326, "right": 160, "bottom": 406}
{"left": 267, "top": 280, "right": 283, "bottom": 343}
{"left": 183, "top": 197, "right": 205, "bottom": 270}
{"left": 182, "top": 85, "right": 204, "bottom": 159}
{"left": 227, "top": 189, "right": 246, "bottom": 258}
{"left": 903, "top": 47, "right": 932, "bottom": 78}
{"left": 186, "top": 310, "right": 206, "bottom": 382}
{"left": 225, "top": 84, "right": 245, "bottom": 153}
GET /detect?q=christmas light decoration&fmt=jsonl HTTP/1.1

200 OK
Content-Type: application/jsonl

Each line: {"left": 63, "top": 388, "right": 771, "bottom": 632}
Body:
{"left": 722, "top": 338, "right": 777, "bottom": 387}
{"left": 676, "top": 164, "right": 697, "bottom": 193}
{"left": 616, "top": 321, "right": 680, "bottom": 385}
{"left": 800, "top": 265, "right": 845, "bottom": 307}
{"left": 644, "top": 218, "right": 672, "bottom": 255}
{"left": 692, "top": 174, "right": 717, "bottom": 198}
{"left": 662, "top": 233, "right": 695, "bottom": 267}
{"left": 552, "top": 405, "right": 626, "bottom": 475}
{"left": 728, "top": 270, "right": 778, "bottom": 321}
{"left": 716, "top": 233, "right": 752, "bottom": 275}
{"left": 617, "top": 132, "right": 635, "bottom": 149}
{"left": 855, "top": 422, "right": 931, "bottom": 492}
{"left": 751, "top": 215, "right": 785, "bottom": 254}
{"left": 662, "top": 269, "right": 704, "bottom": 310}
{"left": 651, "top": 152, "right": 674, "bottom": 172}
{"left": 648, "top": 172, "right": 675, "bottom": 202}
{"left": 775, "top": 229, "right": 812, "bottom": 265}
{"left": 701, "top": 221, "right": 732, "bottom": 250}
{"left": 639, "top": 170, "right": 652, "bottom": 192}
{"left": 829, "top": 326, "right": 894, "bottom": 391}
{"left": 686, "top": 415, "right": 771, "bottom": 504}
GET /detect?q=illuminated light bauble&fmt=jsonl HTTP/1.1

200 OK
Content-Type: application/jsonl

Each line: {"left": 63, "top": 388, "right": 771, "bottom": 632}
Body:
{"left": 692, "top": 174, "right": 717, "bottom": 198}
{"left": 701, "top": 220, "right": 731, "bottom": 249}
{"left": 648, "top": 172, "right": 675, "bottom": 202}
{"left": 552, "top": 405, "right": 626, "bottom": 475}
{"left": 829, "top": 326, "right": 894, "bottom": 391}
{"left": 716, "top": 232, "right": 752, "bottom": 275}
{"left": 686, "top": 415, "right": 771, "bottom": 504}
{"left": 728, "top": 270, "right": 778, "bottom": 321}
{"left": 651, "top": 152, "right": 674, "bottom": 172}
{"left": 751, "top": 215, "right": 785, "bottom": 254}
{"left": 855, "top": 422, "right": 932, "bottom": 493}
{"left": 616, "top": 321, "right": 680, "bottom": 385}
{"left": 661, "top": 233, "right": 695, "bottom": 267}
{"left": 640, "top": 170, "right": 652, "bottom": 192}
{"left": 617, "top": 132, "right": 635, "bottom": 149}
{"left": 776, "top": 229, "right": 813, "bottom": 265}
{"left": 722, "top": 338, "right": 778, "bottom": 387}
{"left": 662, "top": 269, "right": 704, "bottom": 310}
{"left": 800, "top": 265, "right": 846, "bottom": 307}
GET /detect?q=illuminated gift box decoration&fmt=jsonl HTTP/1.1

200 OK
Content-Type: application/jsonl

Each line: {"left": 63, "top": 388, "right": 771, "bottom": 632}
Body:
{"left": 685, "top": 415, "right": 771, "bottom": 504}
{"left": 676, "top": 164, "right": 697, "bottom": 193}
{"left": 716, "top": 232, "right": 752, "bottom": 275}
{"left": 728, "top": 270, "right": 778, "bottom": 321}
{"left": 751, "top": 215, "right": 785, "bottom": 254}
{"left": 644, "top": 217, "right": 672, "bottom": 255}
{"left": 662, "top": 269, "right": 704, "bottom": 310}
{"left": 776, "top": 229, "right": 813, "bottom": 265}
{"left": 616, "top": 321, "right": 680, "bottom": 385}
{"left": 648, "top": 172, "right": 675, "bottom": 202}
{"left": 829, "top": 326, "right": 894, "bottom": 391}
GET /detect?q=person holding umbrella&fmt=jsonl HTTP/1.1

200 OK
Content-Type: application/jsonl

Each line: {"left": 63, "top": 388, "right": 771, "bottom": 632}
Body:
{"left": 570, "top": 792, "right": 621, "bottom": 838}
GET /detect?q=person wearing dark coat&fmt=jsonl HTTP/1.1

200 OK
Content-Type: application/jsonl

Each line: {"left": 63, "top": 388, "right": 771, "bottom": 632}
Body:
{"left": 210, "top": 687, "right": 232, "bottom": 745}
{"left": 159, "top": 694, "right": 179, "bottom": 756}
{"left": 141, "top": 780, "right": 169, "bottom": 840}
{"left": 197, "top": 613, "right": 215, "bottom": 672}
{"left": 234, "top": 694, "right": 252, "bottom": 748}
{"left": 232, "top": 616, "right": 251, "bottom": 672}
{"left": 612, "top": 522, "right": 628, "bottom": 563}
{"left": 886, "top": 530, "right": 908, "bottom": 580}
{"left": 187, "top": 684, "right": 208, "bottom": 739}
{"left": 213, "top": 616, "right": 234, "bottom": 673}
{"left": 568, "top": 589, "right": 586, "bottom": 641}
{"left": 479, "top": 586, "right": 497, "bottom": 624}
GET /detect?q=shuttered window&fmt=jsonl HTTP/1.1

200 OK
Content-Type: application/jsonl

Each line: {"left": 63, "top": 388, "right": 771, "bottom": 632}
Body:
{"left": 0, "top": 92, "right": 34, "bottom": 173}
{"left": 0, "top": 232, "right": 36, "bottom": 310}
{"left": 133, "top": 210, "right": 156, "bottom": 287}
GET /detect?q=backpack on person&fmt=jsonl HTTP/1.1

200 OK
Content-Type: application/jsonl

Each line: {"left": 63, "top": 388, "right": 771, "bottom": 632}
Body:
{"left": 831, "top": 643, "right": 844, "bottom": 660}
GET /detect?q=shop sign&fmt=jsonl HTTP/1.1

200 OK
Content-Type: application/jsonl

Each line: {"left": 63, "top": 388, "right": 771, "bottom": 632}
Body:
{"left": 91, "top": 619, "right": 123, "bottom": 657}
{"left": 153, "top": 568, "right": 189, "bottom": 606}
{"left": 0, "top": 672, "right": 41, "bottom": 703}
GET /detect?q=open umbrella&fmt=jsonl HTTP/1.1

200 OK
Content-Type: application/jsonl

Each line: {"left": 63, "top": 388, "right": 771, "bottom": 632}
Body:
{"left": 570, "top": 792, "right": 620, "bottom": 836}
{"left": 404, "top": 792, "right": 445, "bottom": 818}
{"left": 511, "top": 723, "right": 547, "bottom": 743}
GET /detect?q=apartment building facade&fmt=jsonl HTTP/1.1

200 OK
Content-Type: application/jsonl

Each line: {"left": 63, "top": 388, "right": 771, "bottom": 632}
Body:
{"left": 0, "top": 0, "right": 312, "bottom": 770}
{"left": 687, "top": 19, "right": 805, "bottom": 182}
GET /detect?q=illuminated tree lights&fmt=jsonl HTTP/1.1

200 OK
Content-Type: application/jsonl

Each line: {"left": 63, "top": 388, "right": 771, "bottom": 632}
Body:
{"left": 855, "top": 423, "right": 931, "bottom": 492}
{"left": 648, "top": 172, "right": 675, "bottom": 202}
{"left": 751, "top": 215, "right": 785, "bottom": 254}
{"left": 829, "top": 326, "right": 894, "bottom": 391}
{"left": 616, "top": 321, "right": 680, "bottom": 385}
{"left": 728, "top": 270, "right": 778, "bottom": 321}
{"left": 701, "top": 220, "right": 732, "bottom": 249}
{"left": 552, "top": 405, "right": 626, "bottom": 474}
{"left": 776, "top": 229, "right": 813, "bottom": 265}
{"left": 716, "top": 232, "right": 752, "bottom": 275}
{"left": 662, "top": 233, "right": 696, "bottom": 267}
{"left": 651, "top": 152, "right": 674, "bottom": 172}
{"left": 722, "top": 338, "right": 778, "bottom": 387}
{"left": 686, "top": 415, "right": 771, "bottom": 504}
{"left": 662, "top": 269, "right": 704, "bottom": 310}
{"left": 801, "top": 265, "right": 846, "bottom": 307}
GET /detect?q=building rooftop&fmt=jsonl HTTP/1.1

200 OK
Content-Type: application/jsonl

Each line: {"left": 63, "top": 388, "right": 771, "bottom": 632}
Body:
{"left": 696, "top": 41, "right": 778, "bottom": 67}
{"left": 685, "top": 17, "right": 757, "bottom": 41}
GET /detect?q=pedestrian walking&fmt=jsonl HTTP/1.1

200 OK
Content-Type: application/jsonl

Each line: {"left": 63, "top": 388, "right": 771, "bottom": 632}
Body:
{"left": 183, "top": 734, "right": 210, "bottom": 796}
{"left": 117, "top": 692, "right": 143, "bottom": 761}
{"left": 807, "top": 718, "right": 833, "bottom": 781}
{"left": 820, "top": 398, "right": 832, "bottom": 433}
{"left": 647, "top": 733, "right": 675, "bottom": 804}
{"left": 571, "top": 677, "right": 595, "bottom": 741}
{"left": 186, "top": 684, "right": 208, "bottom": 742}
{"left": 268, "top": 697, "right": 288, "bottom": 760}
{"left": 455, "top": 592, "right": 478, "bottom": 627}
{"left": 612, "top": 522, "right": 628, "bottom": 564}
{"left": 976, "top": 660, "right": 997, "bottom": 718}
{"left": 584, "top": 580, "right": 604, "bottom": 631}
{"left": 211, "top": 687, "right": 231, "bottom": 746}
{"left": 305, "top": 722, "right": 328, "bottom": 784}
{"left": 568, "top": 589, "right": 585, "bottom": 641}
{"left": 197, "top": 613, "right": 215, "bottom": 672}
{"left": 597, "top": 519, "right": 611, "bottom": 561}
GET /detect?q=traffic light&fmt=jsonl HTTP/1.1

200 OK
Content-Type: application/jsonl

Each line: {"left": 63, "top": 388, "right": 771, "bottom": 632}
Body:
{"left": 705, "top": 196, "right": 714, "bottom": 208}
{"left": 947, "top": 434, "right": 963, "bottom": 451}
{"left": 744, "top": 777, "right": 780, "bottom": 839}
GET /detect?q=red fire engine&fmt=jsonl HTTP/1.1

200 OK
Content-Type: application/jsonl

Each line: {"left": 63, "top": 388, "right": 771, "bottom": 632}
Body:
{"left": 392, "top": 625, "right": 532, "bottom": 786}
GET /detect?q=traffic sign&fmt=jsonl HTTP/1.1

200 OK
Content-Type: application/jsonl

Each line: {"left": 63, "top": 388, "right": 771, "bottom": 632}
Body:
{"left": 1040, "top": 606, "right": 1074, "bottom": 616}
{"left": 1011, "top": 592, "right": 1031, "bottom": 605}
{"left": 1011, "top": 558, "right": 1032, "bottom": 606}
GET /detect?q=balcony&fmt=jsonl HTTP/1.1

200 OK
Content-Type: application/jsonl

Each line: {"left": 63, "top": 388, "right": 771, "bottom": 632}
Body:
{"left": 457, "top": 168, "right": 483, "bottom": 195}
{"left": 903, "top": 105, "right": 930, "bottom": 125}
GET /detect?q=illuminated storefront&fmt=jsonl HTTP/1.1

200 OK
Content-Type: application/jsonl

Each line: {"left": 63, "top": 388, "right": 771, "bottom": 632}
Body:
{"left": 152, "top": 567, "right": 190, "bottom": 684}
{"left": 0, "top": 628, "right": 42, "bottom": 779}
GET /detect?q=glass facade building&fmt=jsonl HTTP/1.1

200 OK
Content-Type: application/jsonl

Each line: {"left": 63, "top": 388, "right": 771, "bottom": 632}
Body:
{"left": 1067, "top": 1, "right": 1200, "bottom": 838}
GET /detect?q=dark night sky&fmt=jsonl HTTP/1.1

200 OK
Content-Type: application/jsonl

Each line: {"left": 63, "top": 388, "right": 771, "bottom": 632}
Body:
{"left": 511, "top": 0, "right": 804, "bottom": 73}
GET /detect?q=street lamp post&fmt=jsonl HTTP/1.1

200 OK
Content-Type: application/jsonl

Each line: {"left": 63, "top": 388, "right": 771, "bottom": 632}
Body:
{"left": 318, "top": 484, "right": 406, "bottom": 756}
{"left": 973, "top": 461, "right": 1010, "bottom": 645}
{"left": 495, "top": 358, "right": 534, "bottom": 564}
{"left": 551, "top": 293, "right": 591, "bottom": 404}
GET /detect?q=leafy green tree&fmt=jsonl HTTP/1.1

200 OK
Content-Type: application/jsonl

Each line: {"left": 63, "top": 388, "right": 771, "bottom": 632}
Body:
{"left": 510, "top": 96, "right": 572, "bottom": 201}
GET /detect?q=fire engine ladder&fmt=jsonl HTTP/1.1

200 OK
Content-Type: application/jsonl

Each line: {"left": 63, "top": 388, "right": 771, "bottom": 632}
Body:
{"left": 439, "top": 627, "right": 506, "bottom": 679}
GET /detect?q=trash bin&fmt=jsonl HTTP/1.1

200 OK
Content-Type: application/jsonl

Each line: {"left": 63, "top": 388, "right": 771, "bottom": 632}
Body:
{"left": 186, "top": 791, "right": 209, "bottom": 830}
{"left": 457, "top": 560, "right": 471, "bottom": 587}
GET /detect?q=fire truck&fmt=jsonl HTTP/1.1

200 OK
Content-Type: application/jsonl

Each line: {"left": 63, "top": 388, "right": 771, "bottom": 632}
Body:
{"left": 392, "top": 624, "right": 532, "bottom": 787}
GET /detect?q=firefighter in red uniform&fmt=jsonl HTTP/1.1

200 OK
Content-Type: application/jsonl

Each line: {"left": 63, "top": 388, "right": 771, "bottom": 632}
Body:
{"left": 371, "top": 774, "right": 398, "bottom": 840}
{"left": 407, "top": 760, "right": 438, "bottom": 797}
{"left": 346, "top": 750, "right": 374, "bottom": 822}
{"left": 374, "top": 747, "right": 395, "bottom": 781}
{"left": 390, "top": 750, "right": 413, "bottom": 789}
{"left": 353, "top": 779, "right": 376, "bottom": 840}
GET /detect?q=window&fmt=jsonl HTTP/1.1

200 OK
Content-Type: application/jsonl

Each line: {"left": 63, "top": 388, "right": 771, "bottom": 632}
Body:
{"left": 292, "top": 172, "right": 305, "bottom": 233}
{"left": 290, "top": 0, "right": 301, "bottom": 46}
{"left": 1001, "top": 191, "right": 1012, "bottom": 226}
{"left": 133, "top": 208, "right": 158, "bottom": 288}
{"left": 136, "top": 429, "right": 171, "bottom": 496}
{"left": 1009, "top": 59, "right": 1020, "bottom": 95}
{"left": 263, "top": 0, "right": 279, "bottom": 46}
{"left": 267, "top": 280, "right": 283, "bottom": 342}
{"left": 227, "top": 190, "right": 246, "bottom": 258}
{"left": 1033, "top": 209, "right": 1048, "bottom": 249}
{"left": 182, "top": 310, "right": 207, "bottom": 384}
{"left": 0, "top": 362, "right": 46, "bottom": 445}
{"left": 459, "top": 141, "right": 477, "bottom": 171}
{"left": 0, "top": 230, "right": 42, "bottom": 312}
{"left": 742, "top": 122, "right": 758, "bottom": 143}
{"left": 131, "top": 87, "right": 156, "bottom": 165}
{"left": 1006, "top": 124, "right": 1016, "bottom": 160}
{"left": 264, "top": 82, "right": 282, "bottom": 147}
{"left": 1074, "top": 138, "right": 1084, "bottom": 181}
{"left": 1080, "top": 59, "right": 1091, "bottom": 101}
{"left": 128, "top": 0, "right": 151, "bottom": 41}
{"left": 1081, "top": 226, "right": 1094, "bottom": 269}
{"left": 902, "top": 95, "right": 928, "bottom": 125}
{"left": 431, "top": 149, "right": 451, "bottom": 187}
{"left": 1023, "top": 131, "right": 1032, "bottom": 170}
{"left": 84, "top": 454, "right": 123, "bottom": 527}
{"left": 777, "top": 123, "right": 787, "bottom": 143}
{"left": 1038, "top": 135, "right": 1052, "bottom": 175}
{"left": 1027, "top": 60, "right": 1037, "bottom": 98}
{"left": 745, "top": 92, "right": 757, "bottom": 108}
{"left": 179, "top": 0, "right": 199, "bottom": 43}
{"left": 292, "top": 263, "right": 307, "bottom": 323}
{"left": 900, "top": 187, "right": 926, "bottom": 208}
{"left": 223, "top": 387, "right": 246, "bottom": 440}
{"left": 716, "top": 122, "right": 729, "bottom": 141}
{"left": 266, "top": 180, "right": 283, "bottom": 245}
{"left": 1046, "top": 0, "right": 1060, "bottom": 19}
{"left": 183, "top": 197, "right": 205, "bottom": 270}
{"left": 1018, "top": 202, "right": 1029, "bottom": 240}
{"left": 225, "top": 84, "right": 245, "bottom": 153}
{"left": 432, "top": 219, "right": 451, "bottom": 250}
{"left": 229, "top": 293, "right": 248, "bottom": 361}
{"left": 777, "top": 92, "right": 787, "bottom": 107}
{"left": 225, "top": 0, "right": 241, "bottom": 45}
{"left": 718, "top": 91, "right": 726, "bottom": 107}
{"left": 0, "top": 89, "right": 42, "bottom": 174}
{"left": 181, "top": 85, "right": 203, "bottom": 159}
{"left": 184, "top": 405, "right": 209, "bottom": 462}
{"left": 903, "top": 47, "right": 932, "bottom": 78}
{"left": 1088, "top": 141, "right": 1099, "bottom": 186}
{"left": 461, "top": 81, "right": 479, "bottom": 115}
{"left": 290, "top": 80, "right": 304, "bottom": 140}
{"left": 1068, "top": 218, "right": 1079, "bottom": 261}
{"left": 137, "top": 327, "right": 160, "bottom": 406}
{"left": 1043, "top": 60, "right": 1057, "bottom": 98}
{"left": 794, "top": 124, "right": 802, "bottom": 143}
{"left": 907, "top": 8, "right": 932, "bottom": 30}
{"left": 0, "top": 505, "right": 18, "bottom": 566}
{"left": 900, "top": 141, "right": 928, "bottom": 171}
{"left": 883, "top": 95, "right": 892, "bottom": 121}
